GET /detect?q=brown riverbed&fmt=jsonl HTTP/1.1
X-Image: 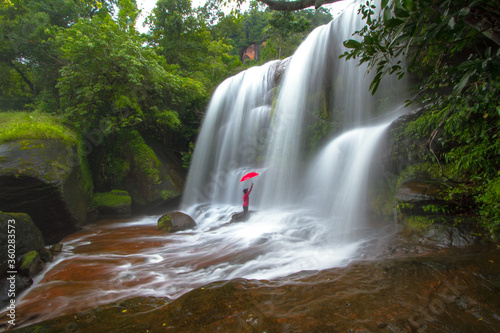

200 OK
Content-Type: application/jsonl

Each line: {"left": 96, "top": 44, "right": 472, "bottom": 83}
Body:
{"left": 1, "top": 217, "right": 499, "bottom": 332}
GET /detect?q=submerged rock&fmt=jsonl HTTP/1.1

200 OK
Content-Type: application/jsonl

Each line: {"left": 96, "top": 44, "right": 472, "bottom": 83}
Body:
{"left": 230, "top": 211, "right": 252, "bottom": 223}
{"left": 0, "top": 139, "right": 92, "bottom": 243}
{"left": 158, "top": 211, "right": 196, "bottom": 232}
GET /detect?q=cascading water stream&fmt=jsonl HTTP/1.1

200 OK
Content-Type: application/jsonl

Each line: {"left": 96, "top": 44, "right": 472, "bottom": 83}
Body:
{"left": 182, "top": 0, "right": 408, "bottom": 241}
{"left": 181, "top": 61, "right": 279, "bottom": 209}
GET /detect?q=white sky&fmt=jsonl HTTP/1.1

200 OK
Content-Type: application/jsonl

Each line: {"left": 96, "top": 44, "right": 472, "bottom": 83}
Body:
{"left": 136, "top": 0, "right": 354, "bottom": 33}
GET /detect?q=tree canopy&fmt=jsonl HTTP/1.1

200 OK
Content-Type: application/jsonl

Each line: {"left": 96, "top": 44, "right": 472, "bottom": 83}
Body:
{"left": 0, "top": 0, "right": 333, "bottom": 155}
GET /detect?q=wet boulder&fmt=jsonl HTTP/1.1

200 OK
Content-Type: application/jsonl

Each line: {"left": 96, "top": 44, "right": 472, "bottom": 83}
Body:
{"left": 158, "top": 212, "right": 196, "bottom": 232}
{"left": 0, "top": 212, "right": 45, "bottom": 273}
{"left": 230, "top": 211, "right": 252, "bottom": 222}
{"left": 0, "top": 139, "right": 92, "bottom": 243}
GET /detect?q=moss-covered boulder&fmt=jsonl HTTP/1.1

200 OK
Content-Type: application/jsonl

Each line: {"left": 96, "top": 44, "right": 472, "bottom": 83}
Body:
{"left": 90, "top": 190, "right": 132, "bottom": 218}
{"left": 90, "top": 130, "right": 185, "bottom": 212}
{"left": 0, "top": 212, "right": 45, "bottom": 273}
{"left": 19, "top": 250, "right": 43, "bottom": 276}
{"left": 0, "top": 212, "right": 46, "bottom": 308}
{"left": 0, "top": 113, "right": 93, "bottom": 243}
{"left": 158, "top": 211, "right": 196, "bottom": 232}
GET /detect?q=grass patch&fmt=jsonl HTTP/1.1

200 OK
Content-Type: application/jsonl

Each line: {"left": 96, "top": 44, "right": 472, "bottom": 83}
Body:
{"left": 91, "top": 190, "right": 131, "bottom": 208}
{"left": 0, "top": 112, "right": 78, "bottom": 145}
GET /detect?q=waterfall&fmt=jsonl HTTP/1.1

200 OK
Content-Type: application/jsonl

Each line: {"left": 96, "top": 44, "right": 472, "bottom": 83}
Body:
{"left": 303, "top": 124, "right": 391, "bottom": 242}
{"left": 181, "top": 61, "right": 279, "bottom": 208}
{"left": 180, "top": 0, "right": 408, "bottom": 274}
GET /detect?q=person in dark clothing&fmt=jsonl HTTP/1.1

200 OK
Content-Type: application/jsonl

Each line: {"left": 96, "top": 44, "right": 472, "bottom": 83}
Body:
{"left": 242, "top": 182, "right": 253, "bottom": 219}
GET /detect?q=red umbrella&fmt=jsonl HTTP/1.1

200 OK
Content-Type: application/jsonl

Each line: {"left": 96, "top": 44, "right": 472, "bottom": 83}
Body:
{"left": 240, "top": 172, "right": 259, "bottom": 182}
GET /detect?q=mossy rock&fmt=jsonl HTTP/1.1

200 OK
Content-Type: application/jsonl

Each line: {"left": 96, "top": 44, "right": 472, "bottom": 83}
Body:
{"left": 158, "top": 212, "right": 196, "bottom": 233}
{"left": 0, "top": 112, "right": 78, "bottom": 146}
{"left": 0, "top": 211, "right": 45, "bottom": 273}
{"left": 0, "top": 113, "right": 93, "bottom": 243}
{"left": 0, "top": 138, "right": 92, "bottom": 243}
{"left": 91, "top": 190, "right": 132, "bottom": 217}
{"left": 400, "top": 215, "right": 479, "bottom": 247}
{"left": 20, "top": 250, "right": 43, "bottom": 277}
{"left": 0, "top": 211, "right": 46, "bottom": 308}
{"left": 89, "top": 130, "right": 185, "bottom": 211}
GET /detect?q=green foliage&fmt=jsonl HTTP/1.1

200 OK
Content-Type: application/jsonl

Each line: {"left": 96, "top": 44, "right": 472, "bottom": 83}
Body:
{"left": 342, "top": 0, "right": 500, "bottom": 236}
{"left": 146, "top": 0, "right": 210, "bottom": 70}
{"left": 478, "top": 175, "right": 500, "bottom": 236}
{"left": 206, "top": 5, "right": 332, "bottom": 66}
{"left": 127, "top": 130, "right": 161, "bottom": 182}
{"left": 0, "top": 112, "right": 78, "bottom": 145}
{"left": 161, "top": 190, "right": 178, "bottom": 200}
{"left": 404, "top": 215, "right": 434, "bottom": 232}
{"left": 396, "top": 202, "right": 415, "bottom": 211}
{"left": 266, "top": 11, "right": 310, "bottom": 58}
{"left": 0, "top": 0, "right": 114, "bottom": 110}
{"left": 422, "top": 204, "right": 448, "bottom": 214}
{"left": 395, "top": 163, "right": 443, "bottom": 189}
{"left": 181, "top": 141, "right": 195, "bottom": 168}
{"left": 146, "top": 0, "right": 242, "bottom": 89}
{"left": 54, "top": 1, "right": 208, "bottom": 151}
{"left": 91, "top": 190, "right": 131, "bottom": 208}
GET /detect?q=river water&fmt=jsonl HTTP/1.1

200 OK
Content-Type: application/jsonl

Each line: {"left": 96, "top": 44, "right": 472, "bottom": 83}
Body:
{"left": 1, "top": 212, "right": 393, "bottom": 330}
{"left": 2, "top": 216, "right": 500, "bottom": 332}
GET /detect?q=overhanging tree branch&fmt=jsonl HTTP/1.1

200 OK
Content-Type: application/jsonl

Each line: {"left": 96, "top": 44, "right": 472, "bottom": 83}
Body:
{"left": 258, "top": 0, "right": 500, "bottom": 45}
{"left": 257, "top": 0, "right": 347, "bottom": 11}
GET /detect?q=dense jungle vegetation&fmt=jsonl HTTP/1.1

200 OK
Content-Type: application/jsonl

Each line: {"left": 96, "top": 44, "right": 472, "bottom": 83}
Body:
{"left": 0, "top": 0, "right": 331, "bottom": 147}
{"left": 1, "top": 0, "right": 499, "bottom": 235}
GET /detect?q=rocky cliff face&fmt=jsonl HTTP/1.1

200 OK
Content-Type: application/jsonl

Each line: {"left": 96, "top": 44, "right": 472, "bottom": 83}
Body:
{"left": 373, "top": 111, "right": 481, "bottom": 239}
{"left": 0, "top": 139, "right": 92, "bottom": 243}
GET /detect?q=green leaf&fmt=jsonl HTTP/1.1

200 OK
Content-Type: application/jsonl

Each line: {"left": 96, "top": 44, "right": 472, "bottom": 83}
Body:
{"left": 485, "top": 47, "right": 491, "bottom": 58}
{"left": 385, "top": 18, "right": 404, "bottom": 29}
{"left": 343, "top": 39, "right": 362, "bottom": 49}
{"left": 381, "top": 0, "right": 389, "bottom": 8}
{"left": 369, "top": 72, "right": 382, "bottom": 94}
{"left": 458, "top": 7, "right": 470, "bottom": 16}
{"left": 402, "top": 0, "right": 414, "bottom": 11}
{"left": 394, "top": 8, "right": 410, "bottom": 18}
{"left": 383, "top": 7, "right": 392, "bottom": 25}
{"left": 454, "top": 70, "right": 474, "bottom": 91}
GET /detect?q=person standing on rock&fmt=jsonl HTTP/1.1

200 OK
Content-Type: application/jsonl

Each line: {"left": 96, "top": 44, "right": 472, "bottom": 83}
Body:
{"left": 242, "top": 182, "right": 253, "bottom": 219}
